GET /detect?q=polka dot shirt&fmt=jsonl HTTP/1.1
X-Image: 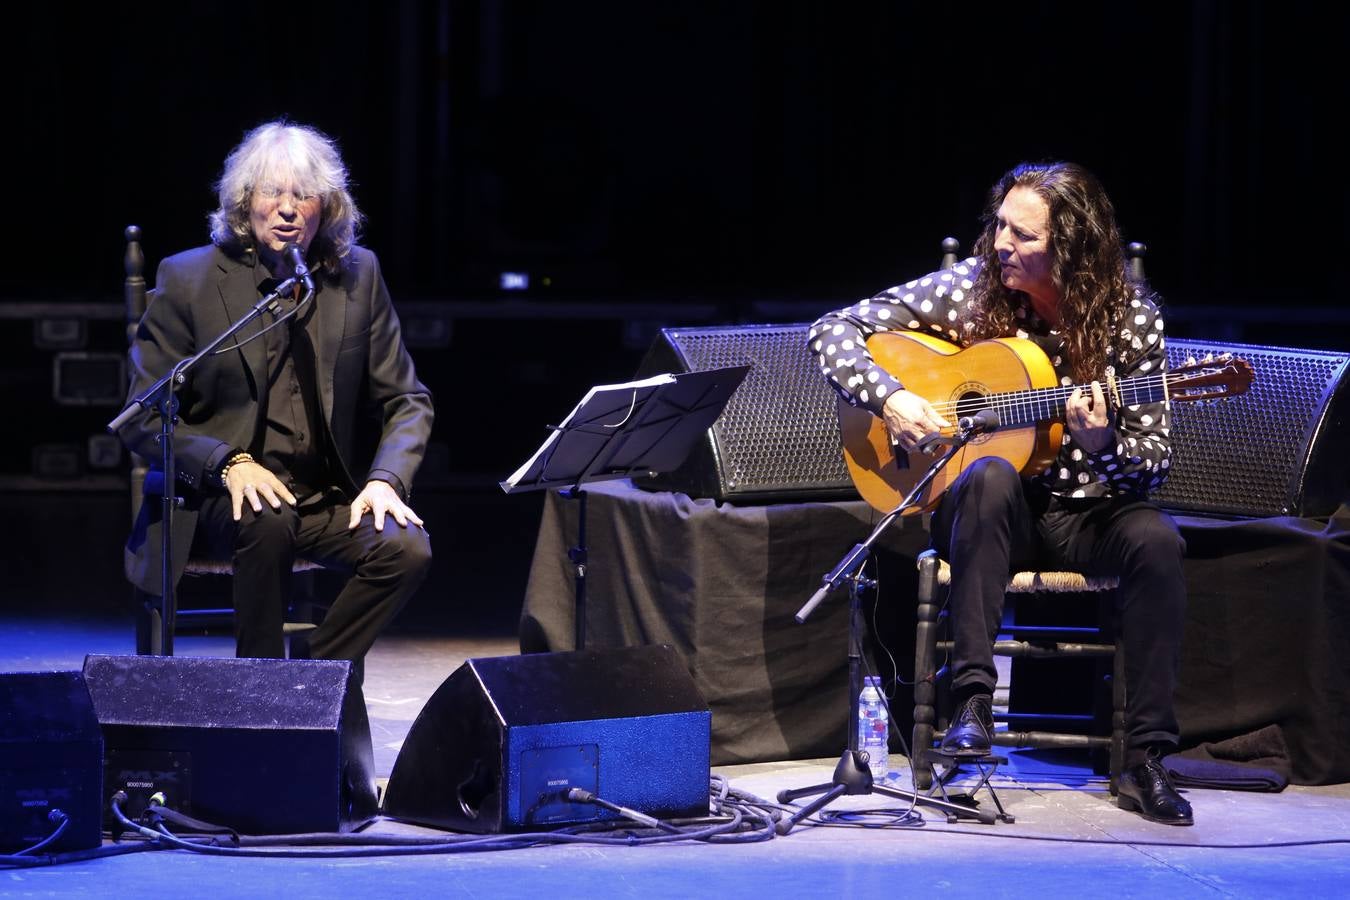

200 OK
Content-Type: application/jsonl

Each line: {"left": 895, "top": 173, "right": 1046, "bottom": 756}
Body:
{"left": 807, "top": 257, "right": 1173, "bottom": 499}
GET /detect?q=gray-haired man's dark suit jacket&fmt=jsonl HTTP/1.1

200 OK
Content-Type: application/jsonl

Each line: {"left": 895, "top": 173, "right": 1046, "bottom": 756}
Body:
{"left": 122, "top": 243, "right": 434, "bottom": 594}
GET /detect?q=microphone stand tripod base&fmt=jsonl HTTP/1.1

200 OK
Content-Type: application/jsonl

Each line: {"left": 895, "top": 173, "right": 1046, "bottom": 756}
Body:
{"left": 773, "top": 749, "right": 996, "bottom": 834}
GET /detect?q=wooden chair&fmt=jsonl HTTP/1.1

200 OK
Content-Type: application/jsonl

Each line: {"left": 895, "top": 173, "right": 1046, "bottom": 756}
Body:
{"left": 905, "top": 239, "right": 1149, "bottom": 791}
{"left": 911, "top": 550, "right": 1124, "bottom": 791}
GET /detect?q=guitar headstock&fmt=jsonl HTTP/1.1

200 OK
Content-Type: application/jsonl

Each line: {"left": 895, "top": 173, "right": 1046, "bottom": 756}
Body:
{"left": 1168, "top": 354, "right": 1255, "bottom": 402}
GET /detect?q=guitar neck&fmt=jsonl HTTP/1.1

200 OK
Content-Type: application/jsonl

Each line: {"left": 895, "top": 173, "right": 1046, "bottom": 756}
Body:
{"left": 974, "top": 373, "right": 1169, "bottom": 428}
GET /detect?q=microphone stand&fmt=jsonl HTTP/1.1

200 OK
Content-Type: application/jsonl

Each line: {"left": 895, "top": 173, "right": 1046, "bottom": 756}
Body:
{"left": 776, "top": 419, "right": 996, "bottom": 832}
{"left": 107, "top": 277, "right": 309, "bottom": 656}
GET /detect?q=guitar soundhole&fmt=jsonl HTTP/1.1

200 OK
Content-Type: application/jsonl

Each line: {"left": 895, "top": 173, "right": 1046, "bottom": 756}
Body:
{"left": 955, "top": 388, "right": 994, "bottom": 444}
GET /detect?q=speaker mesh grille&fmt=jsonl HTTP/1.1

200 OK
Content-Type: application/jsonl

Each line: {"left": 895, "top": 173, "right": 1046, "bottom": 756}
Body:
{"left": 1157, "top": 339, "right": 1349, "bottom": 517}
{"left": 667, "top": 324, "right": 851, "bottom": 496}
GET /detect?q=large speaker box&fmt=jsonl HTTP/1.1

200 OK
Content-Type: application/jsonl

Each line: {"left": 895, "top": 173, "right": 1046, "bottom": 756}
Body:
{"left": 1158, "top": 339, "right": 1350, "bottom": 517}
{"left": 82, "top": 655, "right": 376, "bottom": 835}
{"left": 0, "top": 671, "right": 103, "bottom": 853}
{"left": 383, "top": 645, "right": 710, "bottom": 833}
{"left": 633, "top": 324, "right": 856, "bottom": 502}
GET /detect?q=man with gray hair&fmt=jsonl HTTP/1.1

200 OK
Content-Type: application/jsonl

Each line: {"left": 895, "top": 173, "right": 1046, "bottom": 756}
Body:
{"left": 121, "top": 120, "right": 434, "bottom": 672}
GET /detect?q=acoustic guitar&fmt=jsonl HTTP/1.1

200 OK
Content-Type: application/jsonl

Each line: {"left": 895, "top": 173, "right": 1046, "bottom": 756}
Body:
{"left": 837, "top": 331, "right": 1255, "bottom": 514}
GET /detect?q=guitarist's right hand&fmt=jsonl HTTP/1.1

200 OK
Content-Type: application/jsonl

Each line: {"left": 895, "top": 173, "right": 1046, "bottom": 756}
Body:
{"left": 882, "top": 390, "right": 951, "bottom": 452}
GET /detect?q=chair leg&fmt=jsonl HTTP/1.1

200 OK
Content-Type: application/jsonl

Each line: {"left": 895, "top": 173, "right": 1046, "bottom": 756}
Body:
{"left": 912, "top": 550, "right": 942, "bottom": 789}
{"left": 288, "top": 569, "right": 317, "bottom": 625}
{"left": 1110, "top": 632, "right": 1126, "bottom": 796}
{"left": 134, "top": 588, "right": 163, "bottom": 656}
{"left": 1091, "top": 590, "right": 1127, "bottom": 795}
{"left": 283, "top": 570, "right": 326, "bottom": 659}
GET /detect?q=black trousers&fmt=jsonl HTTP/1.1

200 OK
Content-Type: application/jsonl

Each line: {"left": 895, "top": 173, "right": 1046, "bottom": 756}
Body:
{"left": 192, "top": 493, "right": 433, "bottom": 666}
{"left": 930, "top": 457, "right": 1187, "bottom": 764}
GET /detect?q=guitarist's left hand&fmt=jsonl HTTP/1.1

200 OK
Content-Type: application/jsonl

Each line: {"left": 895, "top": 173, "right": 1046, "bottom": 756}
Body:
{"left": 1066, "top": 381, "right": 1114, "bottom": 453}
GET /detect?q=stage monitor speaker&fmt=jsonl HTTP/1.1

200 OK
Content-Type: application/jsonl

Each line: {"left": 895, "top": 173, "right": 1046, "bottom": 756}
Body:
{"left": 82, "top": 655, "right": 376, "bottom": 835}
{"left": 0, "top": 671, "right": 103, "bottom": 853}
{"left": 1158, "top": 339, "right": 1350, "bottom": 518}
{"left": 632, "top": 323, "right": 857, "bottom": 502}
{"left": 383, "top": 645, "right": 711, "bottom": 834}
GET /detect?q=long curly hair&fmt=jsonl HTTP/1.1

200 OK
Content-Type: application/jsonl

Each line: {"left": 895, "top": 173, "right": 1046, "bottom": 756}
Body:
{"left": 208, "top": 120, "right": 363, "bottom": 277}
{"left": 966, "top": 162, "right": 1137, "bottom": 382}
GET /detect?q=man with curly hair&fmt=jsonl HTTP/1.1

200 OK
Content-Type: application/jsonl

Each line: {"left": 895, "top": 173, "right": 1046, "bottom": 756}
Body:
{"left": 809, "top": 162, "right": 1192, "bottom": 825}
{"left": 122, "top": 121, "right": 433, "bottom": 674}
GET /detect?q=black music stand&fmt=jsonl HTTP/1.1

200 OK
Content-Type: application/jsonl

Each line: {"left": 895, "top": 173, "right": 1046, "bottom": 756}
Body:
{"left": 502, "top": 365, "right": 750, "bottom": 650}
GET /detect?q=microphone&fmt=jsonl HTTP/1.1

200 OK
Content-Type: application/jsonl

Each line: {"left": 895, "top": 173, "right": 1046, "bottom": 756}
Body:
{"left": 957, "top": 409, "right": 1000, "bottom": 434}
{"left": 280, "top": 243, "right": 314, "bottom": 292}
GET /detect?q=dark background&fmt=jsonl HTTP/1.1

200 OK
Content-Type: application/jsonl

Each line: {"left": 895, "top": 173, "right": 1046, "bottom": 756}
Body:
{"left": 3, "top": 2, "right": 1348, "bottom": 632}
{"left": 8, "top": 2, "right": 1350, "bottom": 309}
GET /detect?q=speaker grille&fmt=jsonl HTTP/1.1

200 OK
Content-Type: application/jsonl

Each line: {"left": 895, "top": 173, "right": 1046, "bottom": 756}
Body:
{"left": 637, "top": 324, "right": 853, "bottom": 500}
{"left": 1158, "top": 339, "right": 1350, "bottom": 517}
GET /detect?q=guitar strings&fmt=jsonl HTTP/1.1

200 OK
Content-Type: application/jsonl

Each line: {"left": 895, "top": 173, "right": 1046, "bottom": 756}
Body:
{"left": 925, "top": 372, "right": 1170, "bottom": 413}
{"left": 922, "top": 368, "right": 1225, "bottom": 424}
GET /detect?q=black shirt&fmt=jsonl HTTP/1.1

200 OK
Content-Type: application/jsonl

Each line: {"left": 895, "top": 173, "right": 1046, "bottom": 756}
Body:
{"left": 255, "top": 268, "right": 333, "bottom": 503}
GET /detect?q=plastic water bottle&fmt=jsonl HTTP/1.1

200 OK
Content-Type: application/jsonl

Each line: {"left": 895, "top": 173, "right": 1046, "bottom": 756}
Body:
{"left": 857, "top": 675, "right": 889, "bottom": 780}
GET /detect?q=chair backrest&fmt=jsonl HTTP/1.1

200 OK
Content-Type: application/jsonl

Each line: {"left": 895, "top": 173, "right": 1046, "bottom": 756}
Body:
{"left": 938, "top": 237, "right": 1150, "bottom": 278}
{"left": 124, "top": 225, "right": 148, "bottom": 342}
{"left": 124, "top": 226, "right": 152, "bottom": 525}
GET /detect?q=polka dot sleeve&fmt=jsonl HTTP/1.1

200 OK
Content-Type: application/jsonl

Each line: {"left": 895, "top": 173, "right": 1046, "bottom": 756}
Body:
{"left": 1081, "top": 292, "right": 1173, "bottom": 496}
{"left": 806, "top": 258, "right": 979, "bottom": 417}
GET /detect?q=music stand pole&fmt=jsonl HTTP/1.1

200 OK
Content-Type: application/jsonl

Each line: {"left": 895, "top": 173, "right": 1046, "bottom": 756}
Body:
{"left": 776, "top": 424, "right": 995, "bottom": 832}
{"left": 561, "top": 486, "right": 588, "bottom": 650}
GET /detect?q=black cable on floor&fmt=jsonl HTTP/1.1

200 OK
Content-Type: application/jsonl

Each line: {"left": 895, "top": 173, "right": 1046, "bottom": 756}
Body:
{"left": 0, "top": 840, "right": 160, "bottom": 869}
{"left": 89, "top": 777, "right": 780, "bottom": 863}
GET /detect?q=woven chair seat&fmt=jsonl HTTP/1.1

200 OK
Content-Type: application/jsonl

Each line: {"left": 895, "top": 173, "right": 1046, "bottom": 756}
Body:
{"left": 183, "top": 558, "right": 324, "bottom": 577}
{"left": 935, "top": 559, "right": 1119, "bottom": 593}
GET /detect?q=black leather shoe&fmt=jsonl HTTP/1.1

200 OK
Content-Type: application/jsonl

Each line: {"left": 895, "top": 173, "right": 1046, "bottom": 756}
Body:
{"left": 940, "top": 693, "right": 994, "bottom": 756}
{"left": 1117, "top": 758, "right": 1194, "bottom": 826}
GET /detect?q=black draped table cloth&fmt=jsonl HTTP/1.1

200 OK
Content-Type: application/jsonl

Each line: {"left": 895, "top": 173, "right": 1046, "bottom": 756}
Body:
{"left": 521, "top": 479, "right": 1350, "bottom": 783}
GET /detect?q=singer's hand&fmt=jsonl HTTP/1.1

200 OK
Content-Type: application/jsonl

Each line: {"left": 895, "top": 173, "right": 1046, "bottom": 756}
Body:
{"left": 1065, "top": 381, "right": 1114, "bottom": 453}
{"left": 226, "top": 461, "right": 297, "bottom": 521}
{"left": 348, "top": 480, "right": 425, "bottom": 532}
{"left": 882, "top": 390, "right": 951, "bottom": 452}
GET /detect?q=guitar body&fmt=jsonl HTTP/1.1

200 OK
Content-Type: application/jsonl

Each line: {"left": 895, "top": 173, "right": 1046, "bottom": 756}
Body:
{"left": 838, "top": 332, "right": 1066, "bottom": 515}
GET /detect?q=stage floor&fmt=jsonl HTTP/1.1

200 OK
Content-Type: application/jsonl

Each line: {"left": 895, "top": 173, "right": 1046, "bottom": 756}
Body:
{"left": 4, "top": 615, "right": 1349, "bottom": 897}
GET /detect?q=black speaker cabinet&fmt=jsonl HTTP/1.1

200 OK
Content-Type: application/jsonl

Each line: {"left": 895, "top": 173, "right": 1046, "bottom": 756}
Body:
{"left": 82, "top": 655, "right": 376, "bottom": 835}
{"left": 383, "top": 645, "right": 711, "bottom": 833}
{"left": 1159, "top": 339, "right": 1350, "bottom": 517}
{"left": 633, "top": 324, "right": 857, "bottom": 502}
{"left": 0, "top": 671, "right": 103, "bottom": 853}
